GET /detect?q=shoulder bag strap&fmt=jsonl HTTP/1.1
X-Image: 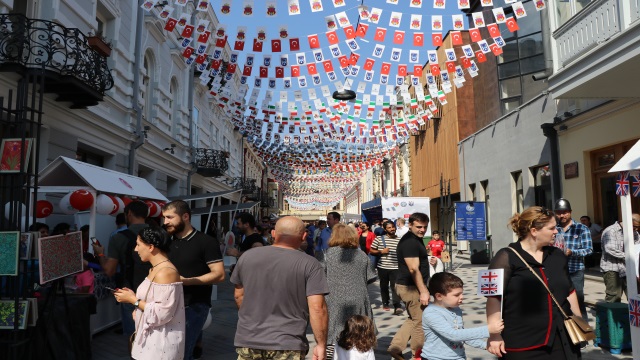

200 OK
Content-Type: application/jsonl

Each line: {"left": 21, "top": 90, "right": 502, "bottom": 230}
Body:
{"left": 506, "top": 247, "right": 570, "bottom": 320}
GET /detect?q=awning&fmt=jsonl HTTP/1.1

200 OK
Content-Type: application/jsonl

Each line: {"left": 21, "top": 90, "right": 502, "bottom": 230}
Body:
{"left": 191, "top": 201, "right": 260, "bottom": 216}
{"left": 609, "top": 139, "right": 640, "bottom": 172}
{"left": 361, "top": 197, "right": 382, "bottom": 210}
{"left": 37, "top": 156, "right": 167, "bottom": 201}
{"left": 168, "top": 189, "right": 241, "bottom": 202}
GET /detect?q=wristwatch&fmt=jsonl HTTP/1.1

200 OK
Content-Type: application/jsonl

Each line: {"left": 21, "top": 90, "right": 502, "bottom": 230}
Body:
{"left": 133, "top": 299, "right": 141, "bottom": 308}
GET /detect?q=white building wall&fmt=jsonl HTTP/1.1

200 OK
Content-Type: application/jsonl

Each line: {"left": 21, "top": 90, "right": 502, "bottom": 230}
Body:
{"left": 458, "top": 94, "right": 556, "bottom": 252}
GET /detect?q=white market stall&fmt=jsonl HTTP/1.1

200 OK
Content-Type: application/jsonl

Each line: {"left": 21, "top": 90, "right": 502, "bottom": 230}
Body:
{"left": 33, "top": 156, "right": 168, "bottom": 335}
{"left": 608, "top": 139, "right": 640, "bottom": 358}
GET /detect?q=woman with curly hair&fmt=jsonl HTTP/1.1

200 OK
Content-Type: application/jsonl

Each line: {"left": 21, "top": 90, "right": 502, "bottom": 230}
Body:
{"left": 335, "top": 315, "right": 377, "bottom": 359}
{"left": 114, "top": 226, "right": 185, "bottom": 359}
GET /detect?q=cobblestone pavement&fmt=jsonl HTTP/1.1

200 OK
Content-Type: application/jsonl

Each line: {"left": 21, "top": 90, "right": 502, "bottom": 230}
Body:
{"left": 92, "top": 254, "right": 633, "bottom": 359}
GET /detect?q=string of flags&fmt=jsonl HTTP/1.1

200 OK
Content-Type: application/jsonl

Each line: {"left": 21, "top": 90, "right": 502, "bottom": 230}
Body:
{"left": 139, "top": 0, "right": 547, "bottom": 209}
{"left": 616, "top": 171, "right": 640, "bottom": 197}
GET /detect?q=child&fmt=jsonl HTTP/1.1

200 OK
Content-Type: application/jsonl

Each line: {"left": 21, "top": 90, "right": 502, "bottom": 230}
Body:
{"left": 422, "top": 272, "right": 503, "bottom": 360}
{"left": 334, "top": 315, "right": 376, "bottom": 360}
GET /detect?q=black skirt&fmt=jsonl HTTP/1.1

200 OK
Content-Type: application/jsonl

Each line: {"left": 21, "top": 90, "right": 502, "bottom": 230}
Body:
{"left": 503, "top": 328, "right": 581, "bottom": 360}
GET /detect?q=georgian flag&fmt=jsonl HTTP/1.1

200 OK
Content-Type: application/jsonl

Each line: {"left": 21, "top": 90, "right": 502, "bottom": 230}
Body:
{"left": 477, "top": 269, "right": 504, "bottom": 296}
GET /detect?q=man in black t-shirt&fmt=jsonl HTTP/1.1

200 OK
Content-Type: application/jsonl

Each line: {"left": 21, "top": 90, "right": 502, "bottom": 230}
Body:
{"left": 162, "top": 200, "right": 224, "bottom": 360}
{"left": 388, "top": 212, "right": 431, "bottom": 360}
{"left": 226, "top": 212, "right": 263, "bottom": 258}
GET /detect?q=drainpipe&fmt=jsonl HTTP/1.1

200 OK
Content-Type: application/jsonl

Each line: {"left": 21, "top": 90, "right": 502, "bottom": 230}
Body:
{"left": 541, "top": 123, "right": 562, "bottom": 200}
{"left": 393, "top": 158, "right": 398, "bottom": 195}
{"left": 185, "top": 9, "right": 197, "bottom": 195}
{"left": 128, "top": 0, "right": 144, "bottom": 175}
{"left": 532, "top": 8, "right": 554, "bottom": 81}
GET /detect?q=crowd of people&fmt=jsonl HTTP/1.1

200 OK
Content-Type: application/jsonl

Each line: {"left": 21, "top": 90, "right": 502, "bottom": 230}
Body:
{"left": 36, "top": 194, "right": 638, "bottom": 360}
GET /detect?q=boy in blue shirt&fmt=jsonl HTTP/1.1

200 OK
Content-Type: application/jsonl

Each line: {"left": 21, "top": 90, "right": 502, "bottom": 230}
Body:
{"left": 421, "top": 272, "right": 503, "bottom": 360}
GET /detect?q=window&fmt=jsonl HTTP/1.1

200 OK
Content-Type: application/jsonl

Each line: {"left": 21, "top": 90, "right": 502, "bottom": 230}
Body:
{"left": 169, "top": 78, "right": 179, "bottom": 133}
{"left": 512, "top": 171, "right": 524, "bottom": 213}
{"left": 142, "top": 55, "right": 153, "bottom": 121}
{"left": 532, "top": 165, "right": 552, "bottom": 209}
{"left": 76, "top": 148, "right": 104, "bottom": 167}
{"left": 555, "top": 0, "right": 594, "bottom": 28}
{"left": 192, "top": 106, "right": 200, "bottom": 146}
{"left": 494, "top": 0, "right": 545, "bottom": 115}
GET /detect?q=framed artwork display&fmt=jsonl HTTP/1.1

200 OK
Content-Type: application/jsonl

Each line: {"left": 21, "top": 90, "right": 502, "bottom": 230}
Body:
{"left": 0, "top": 231, "right": 20, "bottom": 276}
{"left": 0, "top": 300, "right": 29, "bottom": 330}
{"left": 19, "top": 233, "right": 32, "bottom": 260}
{"left": 38, "top": 231, "right": 83, "bottom": 284}
{"left": 0, "top": 138, "right": 34, "bottom": 173}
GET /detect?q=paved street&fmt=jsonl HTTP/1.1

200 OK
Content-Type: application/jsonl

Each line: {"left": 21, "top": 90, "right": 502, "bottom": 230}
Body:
{"left": 91, "top": 253, "right": 633, "bottom": 359}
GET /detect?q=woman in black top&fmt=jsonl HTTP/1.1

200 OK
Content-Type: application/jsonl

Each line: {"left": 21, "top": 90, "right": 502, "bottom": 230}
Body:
{"left": 487, "top": 206, "right": 582, "bottom": 359}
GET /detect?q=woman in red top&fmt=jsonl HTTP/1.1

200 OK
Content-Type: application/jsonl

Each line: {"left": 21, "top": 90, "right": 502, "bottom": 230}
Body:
{"left": 357, "top": 222, "right": 376, "bottom": 254}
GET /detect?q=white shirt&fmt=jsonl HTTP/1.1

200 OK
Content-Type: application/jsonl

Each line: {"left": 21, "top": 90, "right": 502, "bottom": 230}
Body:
{"left": 396, "top": 226, "right": 409, "bottom": 238}
{"left": 334, "top": 346, "right": 375, "bottom": 360}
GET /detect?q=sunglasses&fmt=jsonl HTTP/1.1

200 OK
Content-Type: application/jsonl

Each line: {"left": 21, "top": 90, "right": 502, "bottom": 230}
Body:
{"left": 539, "top": 207, "right": 554, "bottom": 217}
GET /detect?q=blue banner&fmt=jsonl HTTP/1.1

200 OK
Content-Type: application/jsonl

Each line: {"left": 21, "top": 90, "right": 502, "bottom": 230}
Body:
{"left": 455, "top": 202, "right": 486, "bottom": 241}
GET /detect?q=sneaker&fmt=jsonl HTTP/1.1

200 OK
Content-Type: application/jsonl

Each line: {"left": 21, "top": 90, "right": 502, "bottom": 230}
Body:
{"left": 383, "top": 304, "right": 391, "bottom": 311}
{"left": 394, "top": 308, "right": 404, "bottom": 316}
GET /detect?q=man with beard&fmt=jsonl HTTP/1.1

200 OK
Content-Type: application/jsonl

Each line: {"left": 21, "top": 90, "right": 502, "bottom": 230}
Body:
{"left": 369, "top": 221, "right": 403, "bottom": 315}
{"left": 162, "top": 200, "right": 224, "bottom": 360}
{"left": 388, "top": 212, "right": 431, "bottom": 360}
{"left": 226, "top": 212, "right": 263, "bottom": 258}
{"left": 554, "top": 198, "right": 592, "bottom": 323}
{"left": 92, "top": 201, "right": 149, "bottom": 338}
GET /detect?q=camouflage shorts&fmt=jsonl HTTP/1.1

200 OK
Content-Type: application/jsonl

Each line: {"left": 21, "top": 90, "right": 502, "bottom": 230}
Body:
{"left": 236, "top": 347, "right": 306, "bottom": 360}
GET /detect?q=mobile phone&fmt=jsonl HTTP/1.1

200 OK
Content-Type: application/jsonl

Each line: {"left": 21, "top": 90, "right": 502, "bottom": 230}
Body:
{"left": 91, "top": 237, "right": 101, "bottom": 246}
{"left": 105, "top": 286, "right": 118, "bottom": 292}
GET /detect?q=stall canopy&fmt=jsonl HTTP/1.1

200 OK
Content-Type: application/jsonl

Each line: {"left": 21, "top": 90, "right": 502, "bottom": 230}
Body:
{"left": 191, "top": 201, "right": 260, "bottom": 216}
{"left": 37, "top": 156, "right": 167, "bottom": 201}
{"left": 361, "top": 197, "right": 382, "bottom": 223}
{"left": 610, "top": 140, "right": 640, "bottom": 172}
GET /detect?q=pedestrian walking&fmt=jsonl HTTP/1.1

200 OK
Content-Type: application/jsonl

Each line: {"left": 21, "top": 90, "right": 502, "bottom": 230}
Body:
{"left": 422, "top": 272, "right": 503, "bottom": 360}
{"left": 487, "top": 206, "right": 583, "bottom": 359}
{"left": 334, "top": 315, "right": 377, "bottom": 360}
{"left": 369, "top": 220, "right": 403, "bottom": 314}
{"left": 162, "top": 200, "right": 225, "bottom": 360}
{"left": 323, "top": 224, "right": 377, "bottom": 358}
{"left": 554, "top": 198, "right": 593, "bottom": 322}
{"left": 388, "top": 212, "right": 431, "bottom": 360}
{"left": 231, "top": 216, "right": 329, "bottom": 360}
{"left": 600, "top": 213, "right": 640, "bottom": 302}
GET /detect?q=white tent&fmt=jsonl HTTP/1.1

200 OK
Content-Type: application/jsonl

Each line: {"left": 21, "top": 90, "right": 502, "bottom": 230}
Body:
{"left": 608, "top": 139, "right": 640, "bottom": 358}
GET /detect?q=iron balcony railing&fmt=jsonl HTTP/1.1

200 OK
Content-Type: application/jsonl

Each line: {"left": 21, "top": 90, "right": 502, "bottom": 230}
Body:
{"left": 0, "top": 13, "right": 114, "bottom": 95}
{"left": 194, "top": 149, "right": 229, "bottom": 177}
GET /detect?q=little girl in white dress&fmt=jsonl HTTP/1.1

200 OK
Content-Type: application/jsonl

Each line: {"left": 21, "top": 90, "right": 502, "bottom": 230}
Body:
{"left": 334, "top": 315, "right": 376, "bottom": 360}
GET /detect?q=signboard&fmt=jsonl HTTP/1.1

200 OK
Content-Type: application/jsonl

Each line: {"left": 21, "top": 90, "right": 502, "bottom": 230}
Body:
{"left": 381, "top": 197, "right": 432, "bottom": 235}
{"left": 455, "top": 202, "right": 486, "bottom": 241}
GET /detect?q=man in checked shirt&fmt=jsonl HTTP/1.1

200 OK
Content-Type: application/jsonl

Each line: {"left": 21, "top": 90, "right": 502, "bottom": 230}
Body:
{"left": 600, "top": 214, "right": 640, "bottom": 302}
{"left": 554, "top": 198, "right": 593, "bottom": 322}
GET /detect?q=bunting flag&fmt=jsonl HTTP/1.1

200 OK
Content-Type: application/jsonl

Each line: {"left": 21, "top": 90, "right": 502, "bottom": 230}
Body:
{"left": 616, "top": 171, "right": 630, "bottom": 196}
{"left": 632, "top": 173, "right": 640, "bottom": 197}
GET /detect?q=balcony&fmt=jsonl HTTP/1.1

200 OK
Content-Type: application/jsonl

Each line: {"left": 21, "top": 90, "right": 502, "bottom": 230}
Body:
{"left": 231, "top": 177, "right": 260, "bottom": 199}
{"left": 194, "top": 149, "right": 229, "bottom": 177}
{"left": 0, "top": 14, "right": 114, "bottom": 108}
{"left": 549, "top": 0, "right": 640, "bottom": 98}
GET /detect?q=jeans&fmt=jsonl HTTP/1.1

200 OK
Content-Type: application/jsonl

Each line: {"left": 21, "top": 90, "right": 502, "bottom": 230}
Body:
{"left": 602, "top": 271, "right": 627, "bottom": 303}
{"left": 569, "top": 270, "right": 588, "bottom": 321}
{"left": 120, "top": 302, "right": 135, "bottom": 337}
{"left": 389, "top": 284, "right": 425, "bottom": 356}
{"left": 378, "top": 267, "right": 401, "bottom": 308}
{"left": 184, "top": 303, "right": 211, "bottom": 360}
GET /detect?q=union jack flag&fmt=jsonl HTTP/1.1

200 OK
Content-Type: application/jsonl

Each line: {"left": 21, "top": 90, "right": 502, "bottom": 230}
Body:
{"left": 632, "top": 174, "right": 640, "bottom": 197}
{"left": 480, "top": 283, "right": 498, "bottom": 295}
{"left": 616, "top": 171, "right": 629, "bottom": 196}
{"left": 629, "top": 298, "right": 640, "bottom": 328}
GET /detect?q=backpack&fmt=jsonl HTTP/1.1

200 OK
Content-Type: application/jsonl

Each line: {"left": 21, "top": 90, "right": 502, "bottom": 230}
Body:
{"left": 117, "top": 229, "right": 137, "bottom": 288}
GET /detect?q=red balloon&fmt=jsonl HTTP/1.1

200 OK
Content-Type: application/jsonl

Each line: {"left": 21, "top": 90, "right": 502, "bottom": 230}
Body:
{"left": 70, "top": 190, "right": 94, "bottom": 211}
{"left": 36, "top": 200, "right": 53, "bottom": 218}
{"left": 108, "top": 196, "right": 120, "bottom": 215}
{"left": 121, "top": 197, "right": 132, "bottom": 206}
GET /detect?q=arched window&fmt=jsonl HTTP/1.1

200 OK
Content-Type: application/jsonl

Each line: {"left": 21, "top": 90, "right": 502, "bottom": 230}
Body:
{"left": 142, "top": 52, "right": 155, "bottom": 122}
